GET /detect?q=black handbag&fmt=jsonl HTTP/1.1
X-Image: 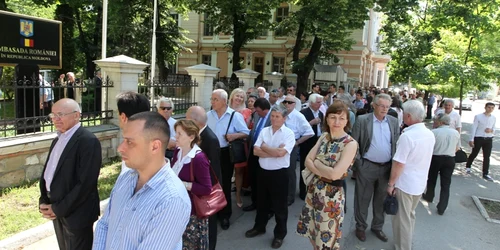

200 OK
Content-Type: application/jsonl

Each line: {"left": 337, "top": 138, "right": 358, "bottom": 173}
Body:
{"left": 384, "top": 193, "right": 398, "bottom": 215}
{"left": 455, "top": 148, "right": 468, "bottom": 163}
{"left": 226, "top": 111, "right": 247, "bottom": 164}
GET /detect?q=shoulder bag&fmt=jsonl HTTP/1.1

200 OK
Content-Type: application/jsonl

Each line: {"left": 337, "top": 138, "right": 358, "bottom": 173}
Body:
{"left": 226, "top": 111, "right": 247, "bottom": 164}
{"left": 455, "top": 148, "right": 468, "bottom": 163}
{"left": 189, "top": 153, "right": 227, "bottom": 218}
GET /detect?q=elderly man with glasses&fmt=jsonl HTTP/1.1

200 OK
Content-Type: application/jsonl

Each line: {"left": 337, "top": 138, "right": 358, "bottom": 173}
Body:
{"left": 285, "top": 84, "right": 302, "bottom": 111}
{"left": 283, "top": 94, "right": 314, "bottom": 206}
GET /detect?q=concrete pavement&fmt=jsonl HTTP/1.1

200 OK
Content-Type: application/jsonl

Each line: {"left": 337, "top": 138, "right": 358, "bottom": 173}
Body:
{"left": 8, "top": 99, "right": 500, "bottom": 250}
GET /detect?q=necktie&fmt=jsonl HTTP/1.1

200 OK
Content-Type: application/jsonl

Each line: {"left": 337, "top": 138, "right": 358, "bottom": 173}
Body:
{"left": 253, "top": 116, "right": 266, "bottom": 143}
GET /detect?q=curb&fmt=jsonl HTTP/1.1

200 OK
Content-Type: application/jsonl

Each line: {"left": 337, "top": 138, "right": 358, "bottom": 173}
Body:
{"left": 0, "top": 198, "right": 110, "bottom": 250}
{"left": 472, "top": 196, "right": 500, "bottom": 224}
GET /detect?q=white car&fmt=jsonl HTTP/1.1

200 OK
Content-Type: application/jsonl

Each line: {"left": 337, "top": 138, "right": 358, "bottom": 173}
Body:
{"left": 453, "top": 98, "right": 472, "bottom": 110}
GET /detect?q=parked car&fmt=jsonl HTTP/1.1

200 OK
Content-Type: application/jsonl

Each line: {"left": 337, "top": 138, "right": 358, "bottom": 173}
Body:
{"left": 453, "top": 98, "right": 472, "bottom": 110}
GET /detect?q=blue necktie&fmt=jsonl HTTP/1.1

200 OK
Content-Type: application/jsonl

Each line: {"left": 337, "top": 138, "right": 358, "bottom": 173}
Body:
{"left": 253, "top": 116, "right": 266, "bottom": 143}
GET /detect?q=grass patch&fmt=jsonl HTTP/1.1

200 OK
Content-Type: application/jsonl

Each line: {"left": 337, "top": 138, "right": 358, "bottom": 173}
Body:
{"left": 480, "top": 198, "right": 500, "bottom": 221}
{"left": 0, "top": 160, "right": 121, "bottom": 240}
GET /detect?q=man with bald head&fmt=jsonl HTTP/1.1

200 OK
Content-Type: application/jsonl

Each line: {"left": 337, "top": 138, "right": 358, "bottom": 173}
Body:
{"left": 39, "top": 98, "right": 102, "bottom": 250}
{"left": 186, "top": 106, "right": 222, "bottom": 250}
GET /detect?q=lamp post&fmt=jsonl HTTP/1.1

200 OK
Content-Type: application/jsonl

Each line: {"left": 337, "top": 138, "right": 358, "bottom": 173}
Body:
{"left": 150, "top": 0, "right": 158, "bottom": 107}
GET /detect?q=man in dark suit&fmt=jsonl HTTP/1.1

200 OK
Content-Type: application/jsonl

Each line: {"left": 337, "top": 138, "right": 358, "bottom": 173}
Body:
{"left": 299, "top": 93, "right": 324, "bottom": 200}
{"left": 352, "top": 93, "right": 400, "bottom": 243}
{"left": 243, "top": 98, "right": 271, "bottom": 212}
{"left": 186, "top": 106, "right": 222, "bottom": 250}
{"left": 39, "top": 98, "right": 102, "bottom": 250}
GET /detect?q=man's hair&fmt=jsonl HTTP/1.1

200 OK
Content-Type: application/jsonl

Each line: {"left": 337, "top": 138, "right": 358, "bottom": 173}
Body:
{"left": 271, "top": 104, "right": 289, "bottom": 118}
{"left": 434, "top": 112, "right": 450, "bottom": 125}
{"left": 287, "top": 84, "right": 296, "bottom": 89}
{"left": 402, "top": 100, "right": 426, "bottom": 122}
{"left": 308, "top": 93, "right": 323, "bottom": 104}
{"left": 157, "top": 97, "right": 174, "bottom": 110}
{"left": 339, "top": 85, "right": 345, "bottom": 91}
{"left": 374, "top": 93, "right": 393, "bottom": 105}
{"left": 116, "top": 91, "right": 150, "bottom": 118}
{"left": 330, "top": 84, "right": 337, "bottom": 88}
{"left": 254, "top": 97, "right": 271, "bottom": 110}
{"left": 485, "top": 102, "right": 495, "bottom": 108}
{"left": 213, "top": 89, "right": 228, "bottom": 102}
{"left": 443, "top": 99, "right": 455, "bottom": 106}
{"left": 128, "top": 111, "right": 170, "bottom": 151}
{"left": 270, "top": 89, "right": 280, "bottom": 97}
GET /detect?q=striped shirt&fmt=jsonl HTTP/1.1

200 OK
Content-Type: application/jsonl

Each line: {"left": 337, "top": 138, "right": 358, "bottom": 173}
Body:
{"left": 93, "top": 161, "right": 191, "bottom": 250}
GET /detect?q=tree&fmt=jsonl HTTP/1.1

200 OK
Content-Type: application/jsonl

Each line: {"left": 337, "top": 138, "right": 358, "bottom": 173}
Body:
{"left": 187, "top": 0, "right": 282, "bottom": 76}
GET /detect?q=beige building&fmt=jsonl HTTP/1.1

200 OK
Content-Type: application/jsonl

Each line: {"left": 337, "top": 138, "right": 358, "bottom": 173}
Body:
{"left": 173, "top": 4, "right": 390, "bottom": 89}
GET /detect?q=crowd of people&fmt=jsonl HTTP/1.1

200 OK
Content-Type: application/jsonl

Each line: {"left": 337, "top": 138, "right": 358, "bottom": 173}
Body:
{"left": 37, "top": 82, "right": 496, "bottom": 250}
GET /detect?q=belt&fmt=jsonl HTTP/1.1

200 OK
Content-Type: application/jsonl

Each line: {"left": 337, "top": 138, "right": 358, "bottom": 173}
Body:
{"left": 221, "top": 146, "right": 229, "bottom": 150}
{"left": 434, "top": 155, "right": 454, "bottom": 158}
{"left": 475, "top": 137, "right": 493, "bottom": 140}
{"left": 319, "top": 177, "right": 343, "bottom": 187}
{"left": 364, "top": 158, "right": 391, "bottom": 166}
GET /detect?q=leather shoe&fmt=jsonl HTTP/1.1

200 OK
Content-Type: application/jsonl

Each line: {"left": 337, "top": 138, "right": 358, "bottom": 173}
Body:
{"left": 242, "top": 204, "right": 256, "bottom": 212}
{"left": 220, "top": 218, "right": 230, "bottom": 230}
{"left": 422, "top": 194, "right": 433, "bottom": 203}
{"left": 271, "top": 238, "right": 283, "bottom": 249}
{"left": 355, "top": 229, "right": 366, "bottom": 242}
{"left": 245, "top": 228, "right": 265, "bottom": 238}
{"left": 371, "top": 229, "right": 388, "bottom": 242}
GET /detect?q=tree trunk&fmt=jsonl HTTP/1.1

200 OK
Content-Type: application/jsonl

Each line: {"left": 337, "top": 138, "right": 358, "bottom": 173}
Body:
{"left": 292, "top": 20, "right": 305, "bottom": 62}
{"left": 294, "top": 36, "right": 322, "bottom": 96}
{"left": 75, "top": 7, "right": 102, "bottom": 79}
{"left": 459, "top": 36, "right": 474, "bottom": 116}
{"left": 0, "top": 0, "right": 8, "bottom": 11}
{"left": 156, "top": 4, "right": 169, "bottom": 81}
{"left": 231, "top": 13, "right": 245, "bottom": 79}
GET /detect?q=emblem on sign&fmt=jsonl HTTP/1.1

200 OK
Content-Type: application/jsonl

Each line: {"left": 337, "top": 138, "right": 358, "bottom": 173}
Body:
{"left": 20, "top": 19, "right": 34, "bottom": 37}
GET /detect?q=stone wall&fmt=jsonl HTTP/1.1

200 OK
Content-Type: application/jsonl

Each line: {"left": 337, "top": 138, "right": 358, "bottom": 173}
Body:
{"left": 0, "top": 125, "right": 119, "bottom": 188}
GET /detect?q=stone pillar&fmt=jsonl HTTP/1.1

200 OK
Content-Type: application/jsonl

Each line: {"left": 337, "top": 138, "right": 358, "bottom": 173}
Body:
{"left": 185, "top": 64, "right": 220, "bottom": 110}
{"left": 234, "top": 68, "right": 260, "bottom": 90}
{"left": 94, "top": 55, "right": 149, "bottom": 128}
{"left": 285, "top": 73, "right": 297, "bottom": 84}
{"left": 265, "top": 72, "right": 283, "bottom": 90}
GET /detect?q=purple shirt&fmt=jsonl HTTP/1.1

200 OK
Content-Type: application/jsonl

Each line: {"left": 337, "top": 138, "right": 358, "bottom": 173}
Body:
{"left": 171, "top": 146, "right": 212, "bottom": 215}
{"left": 44, "top": 123, "right": 81, "bottom": 191}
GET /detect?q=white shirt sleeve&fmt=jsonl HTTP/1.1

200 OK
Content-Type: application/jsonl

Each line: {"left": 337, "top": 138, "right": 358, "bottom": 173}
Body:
{"left": 392, "top": 134, "right": 412, "bottom": 165}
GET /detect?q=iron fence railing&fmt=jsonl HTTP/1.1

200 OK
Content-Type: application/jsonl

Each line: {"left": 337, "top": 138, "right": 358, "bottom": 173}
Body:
{"left": 138, "top": 74, "right": 198, "bottom": 116}
{"left": 214, "top": 77, "right": 245, "bottom": 94}
{"left": 0, "top": 76, "right": 113, "bottom": 138}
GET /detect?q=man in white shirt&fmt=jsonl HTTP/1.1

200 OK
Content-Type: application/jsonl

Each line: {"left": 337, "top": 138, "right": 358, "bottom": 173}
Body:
{"left": 283, "top": 94, "right": 314, "bottom": 205}
{"left": 422, "top": 113, "right": 460, "bottom": 215}
{"left": 465, "top": 102, "right": 496, "bottom": 181}
{"left": 207, "top": 89, "right": 250, "bottom": 230}
{"left": 436, "top": 99, "right": 462, "bottom": 133}
{"left": 257, "top": 87, "right": 269, "bottom": 100}
{"left": 387, "top": 100, "right": 435, "bottom": 250}
{"left": 245, "top": 105, "right": 295, "bottom": 249}
{"left": 285, "top": 84, "right": 303, "bottom": 111}
{"left": 157, "top": 97, "right": 177, "bottom": 159}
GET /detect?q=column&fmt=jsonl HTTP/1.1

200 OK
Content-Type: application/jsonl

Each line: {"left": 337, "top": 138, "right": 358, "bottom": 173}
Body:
{"left": 185, "top": 64, "right": 221, "bottom": 110}
{"left": 234, "top": 68, "right": 260, "bottom": 90}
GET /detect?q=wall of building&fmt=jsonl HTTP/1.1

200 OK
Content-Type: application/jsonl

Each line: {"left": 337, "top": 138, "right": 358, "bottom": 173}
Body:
{"left": 0, "top": 126, "right": 119, "bottom": 188}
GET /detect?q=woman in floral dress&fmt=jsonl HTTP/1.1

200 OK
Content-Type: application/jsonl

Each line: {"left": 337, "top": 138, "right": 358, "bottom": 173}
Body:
{"left": 297, "top": 100, "right": 358, "bottom": 250}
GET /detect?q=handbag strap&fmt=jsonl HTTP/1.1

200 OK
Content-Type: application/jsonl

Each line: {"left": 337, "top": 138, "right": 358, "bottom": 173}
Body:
{"left": 190, "top": 150, "right": 222, "bottom": 186}
{"left": 225, "top": 111, "right": 236, "bottom": 136}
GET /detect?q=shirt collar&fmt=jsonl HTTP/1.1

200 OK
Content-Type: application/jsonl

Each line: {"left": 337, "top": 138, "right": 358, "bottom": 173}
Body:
{"left": 403, "top": 122, "right": 425, "bottom": 133}
{"left": 144, "top": 160, "right": 171, "bottom": 190}
{"left": 186, "top": 144, "right": 201, "bottom": 159}
{"left": 199, "top": 125, "right": 207, "bottom": 134}
{"left": 372, "top": 114, "right": 387, "bottom": 123}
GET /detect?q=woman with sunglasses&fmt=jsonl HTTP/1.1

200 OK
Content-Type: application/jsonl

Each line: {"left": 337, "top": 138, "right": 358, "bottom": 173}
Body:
{"left": 157, "top": 97, "right": 177, "bottom": 159}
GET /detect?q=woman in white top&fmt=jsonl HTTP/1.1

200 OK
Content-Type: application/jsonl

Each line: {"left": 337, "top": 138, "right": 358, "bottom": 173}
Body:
{"left": 391, "top": 96, "right": 404, "bottom": 128}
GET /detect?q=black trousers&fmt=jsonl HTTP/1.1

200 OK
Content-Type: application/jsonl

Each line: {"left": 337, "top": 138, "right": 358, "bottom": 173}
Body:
{"left": 424, "top": 155, "right": 455, "bottom": 213}
{"left": 426, "top": 104, "right": 433, "bottom": 119}
{"left": 208, "top": 215, "right": 217, "bottom": 250}
{"left": 465, "top": 137, "right": 493, "bottom": 175}
{"left": 248, "top": 151, "right": 260, "bottom": 206}
{"left": 41, "top": 101, "right": 53, "bottom": 117}
{"left": 53, "top": 218, "right": 93, "bottom": 250}
{"left": 254, "top": 167, "right": 288, "bottom": 240}
{"left": 218, "top": 148, "right": 234, "bottom": 220}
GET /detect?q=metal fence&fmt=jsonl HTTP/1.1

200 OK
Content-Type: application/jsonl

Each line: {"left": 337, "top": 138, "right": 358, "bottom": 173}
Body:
{"left": 214, "top": 77, "right": 244, "bottom": 94}
{"left": 0, "top": 75, "right": 113, "bottom": 138}
{"left": 138, "top": 74, "right": 198, "bottom": 116}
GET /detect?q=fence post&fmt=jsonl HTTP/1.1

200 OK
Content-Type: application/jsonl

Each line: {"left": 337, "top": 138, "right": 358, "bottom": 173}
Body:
{"left": 234, "top": 68, "right": 260, "bottom": 91}
{"left": 185, "top": 64, "right": 220, "bottom": 110}
{"left": 94, "top": 55, "right": 149, "bottom": 127}
{"left": 265, "top": 72, "right": 283, "bottom": 90}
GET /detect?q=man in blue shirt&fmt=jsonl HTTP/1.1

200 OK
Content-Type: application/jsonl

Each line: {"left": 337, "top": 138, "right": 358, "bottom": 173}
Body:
{"left": 207, "top": 89, "right": 250, "bottom": 230}
{"left": 426, "top": 93, "right": 436, "bottom": 119}
{"left": 93, "top": 112, "right": 191, "bottom": 250}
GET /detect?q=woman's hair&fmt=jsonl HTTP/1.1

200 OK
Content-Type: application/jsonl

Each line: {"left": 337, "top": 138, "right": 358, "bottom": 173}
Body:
{"left": 229, "top": 88, "right": 247, "bottom": 110}
{"left": 322, "top": 100, "right": 351, "bottom": 135}
{"left": 174, "top": 119, "right": 200, "bottom": 148}
{"left": 391, "top": 96, "right": 402, "bottom": 109}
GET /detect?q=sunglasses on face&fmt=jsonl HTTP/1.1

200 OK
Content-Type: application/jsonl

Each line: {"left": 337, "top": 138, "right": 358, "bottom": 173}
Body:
{"left": 159, "top": 107, "right": 172, "bottom": 111}
{"left": 282, "top": 100, "right": 295, "bottom": 104}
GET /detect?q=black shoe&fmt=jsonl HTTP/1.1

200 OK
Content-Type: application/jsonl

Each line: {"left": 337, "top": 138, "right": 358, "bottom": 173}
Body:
{"left": 245, "top": 228, "right": 265, "bottom": 238}
{"left": 220, "top": 218, "right": 230, "bottom": 230}
{"left": 271, "top": 238, "right": 284, "bottom": 249}
{"left": 483, "top": 175, "right": 494, "bottom": 181}
{"left": 437, "top": 210, "right": 444, "bottom": 215}
{"left": 422, "top": 194, "right": 433, "bottom": 203}
{"left": 242, "top": 204, "right": 256, "bottom": 212}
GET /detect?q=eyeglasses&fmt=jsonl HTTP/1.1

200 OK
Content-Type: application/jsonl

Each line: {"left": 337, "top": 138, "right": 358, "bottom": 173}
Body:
{"left": 287, "top": 89, "right": 294, "bottom": 92}
{"left": 48, "top": 111, "right": 77, "bottom": 119}
{"left": 374, "top": 103, "right": 390, "bottom": 109}
{"left": 159, "top": 106, "right": 172, "bottom": 111}
{"left": 282, "top": 100, "right": 295, "bottom": 104}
